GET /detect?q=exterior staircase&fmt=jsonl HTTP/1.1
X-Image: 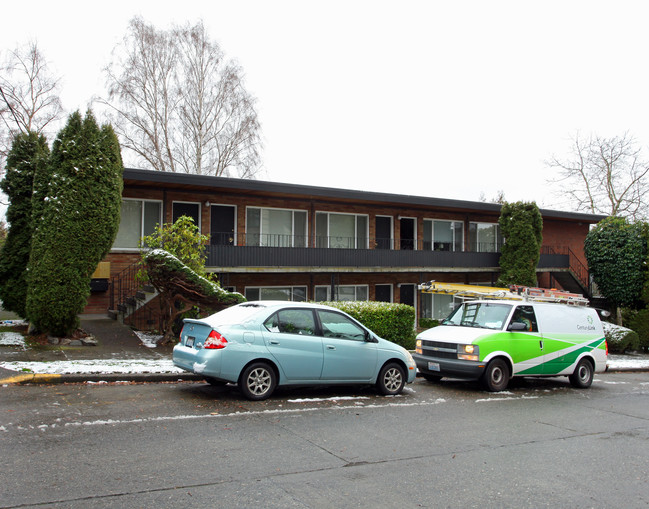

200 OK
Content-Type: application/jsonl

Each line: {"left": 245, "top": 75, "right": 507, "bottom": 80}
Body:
{"left": 108, "top": 261, "right": 159, "bottom": 330}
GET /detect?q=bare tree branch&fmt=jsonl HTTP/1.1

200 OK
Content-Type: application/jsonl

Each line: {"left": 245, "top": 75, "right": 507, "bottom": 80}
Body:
{"left": 0, "top": 41, "right": 63, "bottom": 179}
{"left": 98, "top": 17, "right": 262, "bottom": 178}
{"left": 546, "top": 132, "right": 649, "bottom": 220}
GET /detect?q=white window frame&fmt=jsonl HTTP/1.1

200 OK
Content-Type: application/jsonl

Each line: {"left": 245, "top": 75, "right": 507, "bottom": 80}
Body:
{"left": 172, "top": 201, "right": 202, "bottom": 228}
{"left": 112, "top": 198, "right": 163, "bottom": 251}
{"left": 423, "top": 219, "right": 464, "bottom": 252}
{"left": 246, "top": 206, "right": 308, "bottom": 247}
{"left": 315, "top": 211, "right": 369, "bottom": 249}
{"left": 469, "top": 222, "right": 502, "bottom": 253}
{"left": 210, "top": 203, "right": 238, "bottom": 246}
{"left": 314, "top": 284, "right": 369, "bottom": 302}
{"left": 244, "top": 286, "right": 308, "bottom": 302}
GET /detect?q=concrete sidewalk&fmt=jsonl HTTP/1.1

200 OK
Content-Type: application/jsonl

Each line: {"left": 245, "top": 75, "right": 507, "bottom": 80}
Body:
{"left": 1, "top": 316, "right": 649, "bottom": 385}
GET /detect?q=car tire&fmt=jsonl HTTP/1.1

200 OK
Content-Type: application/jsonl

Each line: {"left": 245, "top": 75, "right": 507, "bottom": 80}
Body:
{"left": 569, "top": 358, "right": 594, "bottom": 388}
{"left": 239, "top": 362, "right": 277, "bottom": 401}
{"left": 481, "top": 358, "right": 510, "bottom": 392}
{"left": 377, "top": 362, "right": 406, "bottom": 396}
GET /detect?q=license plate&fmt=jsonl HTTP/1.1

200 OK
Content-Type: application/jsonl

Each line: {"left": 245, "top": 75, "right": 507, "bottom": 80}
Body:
{"left": 186, "top": 336, "right": 195, "bottom": 348}
{"left": 428, "top": 361, "right": 440, "bottom": 372}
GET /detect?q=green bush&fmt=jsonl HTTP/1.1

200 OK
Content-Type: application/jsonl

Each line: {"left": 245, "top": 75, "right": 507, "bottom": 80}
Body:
{"left": 418, "top": 318, "right": 439, "bottom": 330}
{"left": 627, "top": 308, "right": 649, "bottom": 352}
{"left": 602, "top": 321, "right": 639, "bottom": 353}
{"left": 319, "top": 301, "right": 416, "bottom": 350}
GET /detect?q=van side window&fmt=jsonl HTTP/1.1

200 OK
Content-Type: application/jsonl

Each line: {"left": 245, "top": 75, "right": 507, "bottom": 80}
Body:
{"left": 510, "top": 306, "right": 538, "bottom": 332}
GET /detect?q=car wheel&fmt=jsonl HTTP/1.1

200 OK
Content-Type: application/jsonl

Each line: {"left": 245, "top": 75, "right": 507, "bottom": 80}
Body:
{"left": 377, "top": 362, "right": 406, "bottom": 395}
{"left": 239, "top": 362, "right": 277, "bottom": 401}
{"left": 204, "top": 376, "right": 226, "bottom": 386}
{"left": 423, "top": 374, "right": 442, "bottom": 383}
{"left": 569, "top": 358, "right": 594, "bottom": 388}
{"left": 481, "top": 358, "right": 510, "bottom": 392}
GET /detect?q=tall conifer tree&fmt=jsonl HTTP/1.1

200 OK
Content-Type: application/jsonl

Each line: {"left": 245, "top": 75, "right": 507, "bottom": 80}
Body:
{"left": 0, "top": 132, "right": 49, "bottom": 316}
{"left": 26, "top": 111, "right": 123, "bottom": 336}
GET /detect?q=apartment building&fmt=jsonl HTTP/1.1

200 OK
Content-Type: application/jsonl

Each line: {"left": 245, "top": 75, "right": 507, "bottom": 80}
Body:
{"left": 87, "top": 168, "right": 604, "bottom": 325}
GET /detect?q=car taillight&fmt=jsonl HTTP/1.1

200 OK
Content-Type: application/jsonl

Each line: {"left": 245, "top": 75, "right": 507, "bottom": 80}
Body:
{"left": 179, "top": 325, "right": 185, "bottom": 343}
{"left": 204, "top": 330, "right": 228, "bottom": 349}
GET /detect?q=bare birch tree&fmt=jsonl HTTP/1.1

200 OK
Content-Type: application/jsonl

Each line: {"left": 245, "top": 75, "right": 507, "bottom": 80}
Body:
{"left": 99, "top": 17, "right": 261, "bottom": 178}
{"left": 546, "top": 132, "right": 649, "bottom": 220}
{"left": 0, "top": 42, "right": 63, "bottom": 179}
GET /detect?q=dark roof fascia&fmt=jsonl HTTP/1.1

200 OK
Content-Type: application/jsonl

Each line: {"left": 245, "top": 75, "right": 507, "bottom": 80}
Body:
{"left": 122, "top": 168, "right": 606, "bottom": 223}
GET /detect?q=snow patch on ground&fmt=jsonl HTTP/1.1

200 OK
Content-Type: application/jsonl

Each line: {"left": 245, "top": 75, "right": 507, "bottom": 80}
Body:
{"left": 0, "top": 359, "right": 184, "bottom": 374}
{"left": 133, "top": 331, "right": 163, "bottom": 348}
{"left": 0, "top": 332, "right": 26, "bottom": 348}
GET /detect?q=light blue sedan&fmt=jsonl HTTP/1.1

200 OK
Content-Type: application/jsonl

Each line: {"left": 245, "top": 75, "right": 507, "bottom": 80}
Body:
{"left": 173, "top": 301, "right": 417, "bottom": 400}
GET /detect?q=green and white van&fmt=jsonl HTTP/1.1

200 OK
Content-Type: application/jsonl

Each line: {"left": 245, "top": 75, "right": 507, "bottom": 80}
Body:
{"left": 413, "top": 300, "right": 608, "bottom": 391}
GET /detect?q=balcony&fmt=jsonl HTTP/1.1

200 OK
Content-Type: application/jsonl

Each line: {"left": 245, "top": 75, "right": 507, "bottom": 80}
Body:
{"left": 205, "top": 233, "right": 572, "bottom": 275}
{"left": 206, "top": 233, "right": 502, "bottom": 272}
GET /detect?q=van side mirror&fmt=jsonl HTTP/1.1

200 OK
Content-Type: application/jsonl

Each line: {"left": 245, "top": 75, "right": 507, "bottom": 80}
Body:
{"left": 508, "top": 321, "right": 527, "bottom": 331}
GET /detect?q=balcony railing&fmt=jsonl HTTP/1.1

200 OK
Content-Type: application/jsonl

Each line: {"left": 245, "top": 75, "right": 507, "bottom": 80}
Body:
{"left": 211, "top": 232, "right": 502, "bottom": 253}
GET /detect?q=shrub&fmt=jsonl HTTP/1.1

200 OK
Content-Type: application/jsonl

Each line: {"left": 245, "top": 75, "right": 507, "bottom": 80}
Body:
{"left": 320, "top": 300, "right": 416, "bottom": 349}
{"left": 602, "top": 321, "right": 639, "bottom": 353}
{"left": 627, "top": 308, "right": 649, "bottom": 352}
{"left": 418, "top": 318, "right": 439, "bottom": 330}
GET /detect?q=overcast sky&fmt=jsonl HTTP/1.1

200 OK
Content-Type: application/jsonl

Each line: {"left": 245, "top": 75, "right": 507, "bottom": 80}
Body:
{"left": 2, "top": 0, "right": 649, "bottom": 214}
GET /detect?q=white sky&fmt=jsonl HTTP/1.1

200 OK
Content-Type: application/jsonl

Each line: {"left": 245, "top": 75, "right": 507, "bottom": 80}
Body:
{"left": 2, "top": 0, "right": 649, "bottom": 215}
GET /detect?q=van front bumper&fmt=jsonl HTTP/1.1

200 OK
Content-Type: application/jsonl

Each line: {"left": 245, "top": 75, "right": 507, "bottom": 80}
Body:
{"left": 413, "top": 353, "right": 486, "bottom": 380}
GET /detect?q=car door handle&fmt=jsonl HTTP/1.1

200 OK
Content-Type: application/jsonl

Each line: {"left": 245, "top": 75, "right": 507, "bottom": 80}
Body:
{"left": 326, "top": 345, "right": 336, "bottom": 350}
{"left": 539, "top": 340, "right": 543, "bottom": 350}
{"left": 269, "top": 340, "right": 280, "bottom": 345}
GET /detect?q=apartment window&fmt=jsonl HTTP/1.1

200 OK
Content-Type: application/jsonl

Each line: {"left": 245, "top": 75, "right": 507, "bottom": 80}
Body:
{"left": 315, "top": 212, "right": 368, "bottom": 249}
{"left": 421, "top": 293, "right": 460, "bottom": 320}
{"left": 469, "top": 222, "right": 502, "bottom": 252}
{"left": 113, "top": 199, "right": 162, "bottom": 249}
{"left": 245, "top": 286, "right": 307, "bottom": 302}
{"left": 246, "top": 207, "right": 307, "bottom": 247}
{"left": 315, "top": 285, "right": 368, "bottom": 302}
{"left": 423, "top": 220, "right": 464, "bottom": 251}
{"left": 172, "top": 202, "right": 201, "bottom": 226}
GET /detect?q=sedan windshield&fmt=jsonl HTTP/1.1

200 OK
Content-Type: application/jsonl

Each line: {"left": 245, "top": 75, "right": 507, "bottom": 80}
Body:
{"left": 443, "top": 302, "right": 512, "bottom": 330}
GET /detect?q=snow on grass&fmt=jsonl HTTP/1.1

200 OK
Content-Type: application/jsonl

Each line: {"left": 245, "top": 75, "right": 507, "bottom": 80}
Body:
{"left": 0, "top": 359, "right": 184, "bottom": 374}
{"left": 0, "top": 332, "right": 26, "bottom": 348}
{"left": 133, "top": 331, "right": 163, "bottom": 348}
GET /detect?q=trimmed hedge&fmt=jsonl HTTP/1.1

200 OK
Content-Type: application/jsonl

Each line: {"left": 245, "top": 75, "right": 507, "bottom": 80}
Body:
{"left": 319, "top": 300, "right": 416, "bottom": 350}
{"left": 602, "top": 321, "right": 639, "bottom": 353}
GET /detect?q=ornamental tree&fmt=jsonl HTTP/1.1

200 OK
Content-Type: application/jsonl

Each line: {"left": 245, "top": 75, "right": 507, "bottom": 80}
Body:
{"left": 26, "top": 110, "right": 123, "bottom": 336}
{"left": 497, "top": 201, "right": 543, "bottom": 287}
{"left": 584, "top": 216, "right": 647, "bottom": 310}
{"left": 0, "top": 131, "right": 49, "bottom": 316}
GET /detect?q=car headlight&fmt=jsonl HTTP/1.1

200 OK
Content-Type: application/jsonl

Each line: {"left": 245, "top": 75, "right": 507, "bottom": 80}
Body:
{"left": 457, "top": 344, "right": 479, "bottom": 361}
{"left": 415, "top": 339, "right": 422, "bottom": 355}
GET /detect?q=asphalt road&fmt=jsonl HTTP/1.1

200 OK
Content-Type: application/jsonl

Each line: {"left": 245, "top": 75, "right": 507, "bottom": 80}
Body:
{"left": 2, "top": 372, "right": 649, "bottom": 508}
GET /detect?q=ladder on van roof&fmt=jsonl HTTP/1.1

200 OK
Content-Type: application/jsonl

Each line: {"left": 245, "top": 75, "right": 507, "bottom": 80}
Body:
{"left": 417, "top": 281, "right": 589, "bottom": 306}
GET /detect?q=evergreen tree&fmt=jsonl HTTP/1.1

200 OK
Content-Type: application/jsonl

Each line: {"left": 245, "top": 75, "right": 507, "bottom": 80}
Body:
{"left": 26, "top": 111, "right": 123, "bottom": 336}
{"left": 0, "top": 131, "right": 49, "bottom": 316}
{"left": 497, "top": 201, "right": 543, "bottom": 287}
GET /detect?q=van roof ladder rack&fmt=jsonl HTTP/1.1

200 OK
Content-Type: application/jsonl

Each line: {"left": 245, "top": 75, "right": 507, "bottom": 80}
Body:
{"left": 417, "top": 281, "right": 589, "bottom": 306}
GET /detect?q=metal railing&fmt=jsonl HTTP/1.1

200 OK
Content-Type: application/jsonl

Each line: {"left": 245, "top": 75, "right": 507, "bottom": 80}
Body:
{"left": 541, "top": 246, "right": 590, "bottom": 290}
{"left": 109, "top": 261, "right": 157, "bottom": 331}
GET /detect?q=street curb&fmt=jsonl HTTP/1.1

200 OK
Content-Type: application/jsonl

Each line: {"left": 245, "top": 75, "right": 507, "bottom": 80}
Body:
{"left": 0, "top": 372, "right": 205, "bottom": 385}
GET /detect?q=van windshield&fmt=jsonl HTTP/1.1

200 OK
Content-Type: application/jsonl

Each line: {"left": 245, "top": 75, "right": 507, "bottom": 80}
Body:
{"left": 442, "top": 302, "right": 512, "bottom": 330}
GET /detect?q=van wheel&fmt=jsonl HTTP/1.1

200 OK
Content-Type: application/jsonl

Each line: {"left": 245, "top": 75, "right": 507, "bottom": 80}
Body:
{"left": 481, "top": 358, "right": 510, "bottom": 392}
{"left": 569, "top": 358, "right": 594, "bottom": 388}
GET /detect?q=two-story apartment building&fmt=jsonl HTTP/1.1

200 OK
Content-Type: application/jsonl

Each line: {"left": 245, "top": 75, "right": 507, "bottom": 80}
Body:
{"left": 88, "top": 168, "right": 605, "bottom": 326}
